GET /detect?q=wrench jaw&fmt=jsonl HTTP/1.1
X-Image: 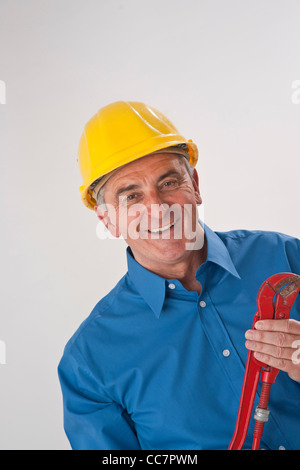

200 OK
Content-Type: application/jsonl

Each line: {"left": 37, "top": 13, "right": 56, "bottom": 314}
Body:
{"left": 228, "top": 273, "right": 300, "bottom": 450}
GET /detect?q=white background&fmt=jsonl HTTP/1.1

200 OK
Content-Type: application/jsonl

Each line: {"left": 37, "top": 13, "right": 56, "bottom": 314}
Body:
{"left": 0, "top": 0, "right": 299, "bottom": 450}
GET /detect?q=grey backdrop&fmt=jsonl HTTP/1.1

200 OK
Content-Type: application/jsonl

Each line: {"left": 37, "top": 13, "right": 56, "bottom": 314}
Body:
{"left": 1, "top": 0, "right": 299, "bottom": 449}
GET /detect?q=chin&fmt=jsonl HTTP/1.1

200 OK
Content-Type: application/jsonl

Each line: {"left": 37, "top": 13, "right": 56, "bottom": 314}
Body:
{"left": 150, "top": 239, "right": 191, "bottom": 262}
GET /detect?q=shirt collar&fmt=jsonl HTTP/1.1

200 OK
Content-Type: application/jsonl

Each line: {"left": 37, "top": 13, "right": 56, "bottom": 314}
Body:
{"left": 126, "top": 222, "right": 241, "bottom": 318}
{"left": 126, "top": 247, "right": 166, "bottom": 318}
{"left": 202, "top": 223, "right": 241, "bottom": 280}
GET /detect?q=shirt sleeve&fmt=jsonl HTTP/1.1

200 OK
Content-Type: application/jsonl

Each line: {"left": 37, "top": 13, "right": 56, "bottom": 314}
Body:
{"left": 58, "top": 347, "right": 141, "bottom": 450}
{"left": 285, "top": 235, "right": 300, "bottom": 275}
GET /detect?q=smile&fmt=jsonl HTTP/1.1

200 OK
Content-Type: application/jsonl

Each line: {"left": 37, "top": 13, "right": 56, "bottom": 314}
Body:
{"left": 148, "top": 221, "right": 175, "bottom": 234}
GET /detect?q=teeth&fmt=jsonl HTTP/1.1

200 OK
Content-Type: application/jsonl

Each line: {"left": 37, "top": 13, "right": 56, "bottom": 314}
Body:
{"left": 149, "top": 222, "right": 174, "bottom": 233}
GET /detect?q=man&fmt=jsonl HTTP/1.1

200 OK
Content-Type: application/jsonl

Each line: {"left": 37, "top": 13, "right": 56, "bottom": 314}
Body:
{"left": 58, "top": 101, "right": 300, "bottom": 450}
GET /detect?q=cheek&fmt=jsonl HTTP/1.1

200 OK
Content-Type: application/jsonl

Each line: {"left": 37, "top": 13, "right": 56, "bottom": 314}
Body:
{"left": 167, "top": 188, "right": 198, "bottom": 212}
{"left": 116, "top": 206, "right": 145, "bottom": 238}
{"left": 114, "top": 207, "right": 128, "bottom": 233}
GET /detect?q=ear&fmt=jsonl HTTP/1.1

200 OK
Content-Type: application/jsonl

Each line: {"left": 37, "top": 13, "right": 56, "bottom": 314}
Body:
{"left": 191, "top": 168, "right": 202, "bottom": 205}
{"left": 94, "top": 204, "right": 121, "bottom": 238}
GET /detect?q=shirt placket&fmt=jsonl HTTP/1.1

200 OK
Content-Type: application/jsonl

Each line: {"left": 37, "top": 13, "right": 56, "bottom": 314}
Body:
{"left": 196, "top": 287, "right": 291, "bottom": 450}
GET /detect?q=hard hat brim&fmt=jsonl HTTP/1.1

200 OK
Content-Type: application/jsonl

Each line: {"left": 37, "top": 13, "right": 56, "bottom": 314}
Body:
{"left": 80, "top": 138, "right": 198, "bottom": 210}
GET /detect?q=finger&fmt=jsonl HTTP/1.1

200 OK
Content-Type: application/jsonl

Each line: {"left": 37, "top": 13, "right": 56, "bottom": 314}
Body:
{"left": 252, "top": 351, "right": 292, "bottom": 374}
{"left": 255, "top": 319, "right": 300, "bottom": 334}
{"left": 245, "top": 328, "right": 298, "bottom": 348}
{"left": 245, "top": 340, "right": 296, "bottom": 361}
{"left": 253, "top": 350, "right": 300, "bottom": 381}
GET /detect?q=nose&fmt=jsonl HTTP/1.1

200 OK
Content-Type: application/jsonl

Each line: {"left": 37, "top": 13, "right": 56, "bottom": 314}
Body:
{"left": 143, "top": 189, "right": 169, "bottom": 215}
{"left": 138, "top": 189, "right": 170, "bottom": 228}
{"left": 144, "top": 187, "right": 164, "bottom": 206}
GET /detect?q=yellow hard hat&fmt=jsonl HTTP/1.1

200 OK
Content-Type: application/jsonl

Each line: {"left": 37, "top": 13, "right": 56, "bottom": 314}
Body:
{"left": 78, "top": 101, "right": 198, "bottom": 209}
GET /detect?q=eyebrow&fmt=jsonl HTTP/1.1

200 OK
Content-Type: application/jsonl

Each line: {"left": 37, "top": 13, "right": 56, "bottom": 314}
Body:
{"left": 156, "top": 169, "right": 182, "bottom": 183}
{"left": 114, "top": 169, "right": 183, "bottom": 201}
{"left": 115, "top": 184, "right": 140, "bottom": 200}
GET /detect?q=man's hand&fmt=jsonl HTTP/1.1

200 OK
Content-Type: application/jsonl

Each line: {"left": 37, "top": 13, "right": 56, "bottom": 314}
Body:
{"left": 245, "top": 319, "right": 300, "bottom": 382}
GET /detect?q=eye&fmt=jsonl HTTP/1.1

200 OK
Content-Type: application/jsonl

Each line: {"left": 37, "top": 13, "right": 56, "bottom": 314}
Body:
{"left": 120, "top": 193, "right": 139, "bottom": 206}
{"left": 118, "top": 193, "right": 137, "bottom": 206}
{"left": 161, "top": 180, "right": 178, "bottom": 189}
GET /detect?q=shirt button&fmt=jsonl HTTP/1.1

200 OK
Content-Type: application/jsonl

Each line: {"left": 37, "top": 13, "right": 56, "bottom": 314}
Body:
{"left": 199, "top": 300, "right": 206, "bottom": 308}
{"left": 168, "top": 283, "right": 176, "bottom": 290}
{"left": 222, "top": 349, "right": 231, "bottom": 357}
{"left": 278, "top": 446, "right": 286, "bottom": 450}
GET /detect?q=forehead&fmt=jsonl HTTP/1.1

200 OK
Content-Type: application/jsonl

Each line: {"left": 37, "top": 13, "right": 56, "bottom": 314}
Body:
{"left": 106, "top": 153, "right": 186, "bottom": 188}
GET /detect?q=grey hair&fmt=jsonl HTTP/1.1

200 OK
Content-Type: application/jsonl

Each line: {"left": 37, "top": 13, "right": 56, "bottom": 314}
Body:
{"left": 96, "top": 186, "right": 106, "bottom": 207}
{"left": 96, "top": 154, "right": 195, "bottom": 207}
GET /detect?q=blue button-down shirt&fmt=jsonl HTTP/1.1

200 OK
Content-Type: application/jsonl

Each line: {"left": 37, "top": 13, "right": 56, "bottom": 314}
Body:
{"left": 58, "top": 224, "right": 300, "bottom": 450}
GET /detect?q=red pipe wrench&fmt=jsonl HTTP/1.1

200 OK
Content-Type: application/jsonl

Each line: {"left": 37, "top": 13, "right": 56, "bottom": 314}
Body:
{"left": 228, "top": 272, "right": 300, "bottom": 450}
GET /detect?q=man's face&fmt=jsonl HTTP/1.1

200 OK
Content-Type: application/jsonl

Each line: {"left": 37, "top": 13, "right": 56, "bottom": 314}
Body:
{"left": 95, "top": 153, "right": 203, "bottom": 268}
